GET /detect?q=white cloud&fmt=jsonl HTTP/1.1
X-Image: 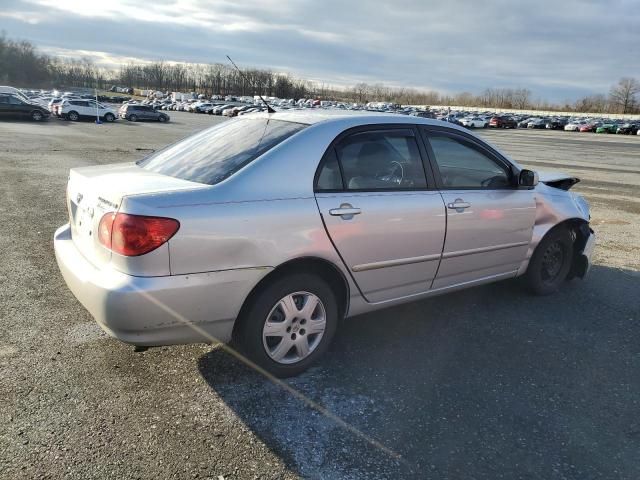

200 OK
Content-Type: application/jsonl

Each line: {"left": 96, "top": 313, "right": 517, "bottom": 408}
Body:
{"left": 3, "top": 0, "right": 639, "bottom": 101}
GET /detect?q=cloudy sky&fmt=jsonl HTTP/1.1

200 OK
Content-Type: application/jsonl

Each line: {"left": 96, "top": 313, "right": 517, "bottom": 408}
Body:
{"left": 1, "top": 0, "right": 639, "bottom": 101}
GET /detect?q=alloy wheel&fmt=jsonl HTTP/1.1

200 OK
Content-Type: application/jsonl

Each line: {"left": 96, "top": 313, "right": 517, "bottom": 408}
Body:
{"left": 262, "top": 291, "right": 326, "bottom": 364}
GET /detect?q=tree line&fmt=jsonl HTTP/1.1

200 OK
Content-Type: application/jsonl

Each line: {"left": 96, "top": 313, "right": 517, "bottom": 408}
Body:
{"left": 1, "top": 34, "right": 638, "bottom": 114}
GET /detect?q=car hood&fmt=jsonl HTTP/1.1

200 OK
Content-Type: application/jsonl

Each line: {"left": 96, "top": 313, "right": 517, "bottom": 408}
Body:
{"left": 537, "top": 170, "right": 580, "bottom": 190}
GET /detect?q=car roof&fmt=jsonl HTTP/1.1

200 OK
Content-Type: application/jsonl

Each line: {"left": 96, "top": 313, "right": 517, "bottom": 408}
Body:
{"left": 241, "top": 109, "right": 521, "bottom": 166}
{"left": 248, "top": 109, "right": 466, "bottom": 130}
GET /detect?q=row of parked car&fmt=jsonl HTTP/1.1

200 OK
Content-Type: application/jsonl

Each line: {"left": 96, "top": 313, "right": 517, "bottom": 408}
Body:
{"left": 429, "top": 110, "right": 640, "bottom": 135}
{"left": 0, "top": 87, "right": 170, "bottom": 123}
{"left": 49, "top": 99, "right": 170, "bottom": 123}
{"left": 3, "top": 86, "right": 639, "bottom": 135}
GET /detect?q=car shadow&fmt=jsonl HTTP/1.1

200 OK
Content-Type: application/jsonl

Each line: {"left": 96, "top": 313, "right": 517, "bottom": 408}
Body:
{"left": 197, "top": 265, "right": 640, "bottom": 479}
{"left": 1, "top": 117, "right": 72, "bottom": 126}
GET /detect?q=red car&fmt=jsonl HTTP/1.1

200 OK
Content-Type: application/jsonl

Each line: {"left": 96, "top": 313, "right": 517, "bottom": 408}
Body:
{"left": 489, "top": 116, "right": 517, "bottom": 128}
{"left": 579, "top": 124, "right": 596, "bottom": 133}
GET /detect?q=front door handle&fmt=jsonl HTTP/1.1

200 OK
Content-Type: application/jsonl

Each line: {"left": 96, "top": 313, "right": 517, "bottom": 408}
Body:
{"left": 329, "top": 204, "right": 361, "bottom": 219}
{"left": 447, "top": 199, "right": 471, "bottom": 212}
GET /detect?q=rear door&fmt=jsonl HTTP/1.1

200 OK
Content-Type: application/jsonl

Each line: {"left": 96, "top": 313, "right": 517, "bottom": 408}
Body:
{"left": 138, "top": 106, "right": 152, "bottom": 120}
{"left": 315, "top": 126, "right": 446, "bottom": 303}
{"left": 420, "top": 127, "right": 536, "bottom": 289}
{"left": 70, "top": 100, "right": 89, "bottom": 117}
{"left": 0, "top": 95, "right": 10, "bottom": 117}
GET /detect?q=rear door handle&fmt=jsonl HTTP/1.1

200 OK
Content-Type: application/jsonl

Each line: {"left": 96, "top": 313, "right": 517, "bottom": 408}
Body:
{"left": 329, "top": 204, "right": 361, "bottom": 218}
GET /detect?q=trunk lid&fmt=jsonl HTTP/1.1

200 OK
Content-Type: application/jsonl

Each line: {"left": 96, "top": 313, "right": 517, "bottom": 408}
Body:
{"left": 66, "top": 162, "right": 206, "bottom": 269}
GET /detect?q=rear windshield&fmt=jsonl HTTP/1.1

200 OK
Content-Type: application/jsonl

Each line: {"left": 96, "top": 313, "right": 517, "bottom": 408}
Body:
{"left": 137, "top": 118, "right": 307, "bottom": 185}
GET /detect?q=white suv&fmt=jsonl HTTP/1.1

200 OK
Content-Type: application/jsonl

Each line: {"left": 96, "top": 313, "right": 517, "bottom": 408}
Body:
{"left": 60, "top": 99, "right": 117, "bottom": 122}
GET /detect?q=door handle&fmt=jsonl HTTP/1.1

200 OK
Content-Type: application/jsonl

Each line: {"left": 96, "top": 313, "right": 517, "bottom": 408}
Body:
{"left": 329, "top": 204, "right": 361, "bottom": 218}
{"left": 447, "top": 199, "right": 471, "bottom": 212}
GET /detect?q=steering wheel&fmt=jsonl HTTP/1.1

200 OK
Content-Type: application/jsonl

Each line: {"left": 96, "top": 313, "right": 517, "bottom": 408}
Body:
{"left": 481, "top": 175, "right": 505, "bottom": 188}
{"left": 378, "top": 161, "right": 404, "bottom": 185}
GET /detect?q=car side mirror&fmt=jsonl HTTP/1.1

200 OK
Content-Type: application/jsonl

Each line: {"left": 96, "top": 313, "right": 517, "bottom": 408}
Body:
{"left": 519, "top": 169, "right": 538, "bottom": 188}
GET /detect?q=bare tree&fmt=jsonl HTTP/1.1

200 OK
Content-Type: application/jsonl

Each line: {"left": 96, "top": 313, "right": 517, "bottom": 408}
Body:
{"left": 609, "top": 78, "right": 640, "bottom": 114}
{"left": 512, "top": 88, "right": 531, "bottom": 109}
{"left": 3, "top": 34, "right": 640, "bottom": 114}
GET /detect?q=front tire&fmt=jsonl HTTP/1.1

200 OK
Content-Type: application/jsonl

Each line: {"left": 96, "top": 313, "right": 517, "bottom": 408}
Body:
{"left": 104, "top": 113, "right": 115, "bottom": 122}
{"left": 236, "top": 273, "right": 338, "bottom": 377}
{"left": 525, "top": 227, "right": 574, "bottom": 295}
{"left": 158, "top": 115, "right": 167, "bottom": 122}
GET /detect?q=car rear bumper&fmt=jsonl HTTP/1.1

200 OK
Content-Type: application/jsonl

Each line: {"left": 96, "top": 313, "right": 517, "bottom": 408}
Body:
{"left": 54, "top": 223, "right": 271, "bottom": 346}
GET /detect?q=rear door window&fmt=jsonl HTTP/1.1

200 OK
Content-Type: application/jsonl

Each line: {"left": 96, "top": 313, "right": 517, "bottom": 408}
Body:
{"left": 333, "top": 129, "right": 427, "bottom": 190}
{"left": 138, "top": 118, "right": 307, "bottom": 185}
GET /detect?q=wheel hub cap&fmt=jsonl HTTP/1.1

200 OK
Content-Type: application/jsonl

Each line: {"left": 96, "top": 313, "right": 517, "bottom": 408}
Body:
{"left": 262, "top": 292, "right": 326, "bottom": 365}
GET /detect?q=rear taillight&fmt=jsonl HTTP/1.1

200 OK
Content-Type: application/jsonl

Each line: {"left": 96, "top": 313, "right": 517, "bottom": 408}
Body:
{"left": 98, "top": 213, "right": 179, "bottom": 256}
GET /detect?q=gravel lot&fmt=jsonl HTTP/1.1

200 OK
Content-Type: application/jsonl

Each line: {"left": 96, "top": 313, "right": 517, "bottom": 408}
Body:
{"left": 1, "top": 113, "right": 639, "bottom": 479}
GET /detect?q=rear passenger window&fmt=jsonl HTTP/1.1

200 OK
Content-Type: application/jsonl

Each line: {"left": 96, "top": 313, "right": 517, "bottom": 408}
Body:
{"left": 316, "top": 149, "right": 343, "bottom": 191}
{"left": 336, "top": 130, "right": 427, "bottom": 190}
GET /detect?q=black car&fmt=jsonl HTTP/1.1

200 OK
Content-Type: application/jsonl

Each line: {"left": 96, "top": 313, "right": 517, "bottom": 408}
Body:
{"left": 616, "top": 123, "right": 638, "bottom": 135}
{"left": 546, "top": 118, "right": 568, "bottom": 130}
{"left": 410, "top": 111, "right": 436, "bottom": 119}
{"left": 120, "top": 104, "right": 169, "bottom": 122}
{"left": 0, "top": 93, "right": 50, "bottom": 121}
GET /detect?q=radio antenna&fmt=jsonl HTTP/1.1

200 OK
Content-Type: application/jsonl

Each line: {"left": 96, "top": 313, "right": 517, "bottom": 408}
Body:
{"left": 226, "top": 55, "right": 275, "bottom": 113}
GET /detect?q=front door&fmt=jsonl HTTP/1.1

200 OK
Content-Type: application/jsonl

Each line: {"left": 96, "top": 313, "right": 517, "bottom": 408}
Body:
{"left": 315, "top": 126, "right": 446, "bottom": 303}
{"left": 421, "top": 128, "right": 536, "bottom": 289}
{"left": 8, "top": 95, "right": 28, "bottom": 118}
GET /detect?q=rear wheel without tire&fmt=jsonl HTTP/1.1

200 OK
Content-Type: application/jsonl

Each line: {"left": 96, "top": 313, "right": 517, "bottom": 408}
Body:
{"left": 526, "top": 227, "right": 573, "bottom": 295}
{"left": 236, "top": 273, "right": 338, "bottom": 377}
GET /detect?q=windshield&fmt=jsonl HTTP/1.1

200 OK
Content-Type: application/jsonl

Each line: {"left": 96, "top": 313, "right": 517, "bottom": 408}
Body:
{"left": 137, "top": 118, "right": 307, "bottom": 185}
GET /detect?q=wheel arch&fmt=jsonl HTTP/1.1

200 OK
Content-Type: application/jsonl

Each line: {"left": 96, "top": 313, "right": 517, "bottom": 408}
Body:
{"left": 520, "top": 217, "right": 590, "bottom": 276}
{"left": 232, "top": 256, "right": 350, "bottom": 341}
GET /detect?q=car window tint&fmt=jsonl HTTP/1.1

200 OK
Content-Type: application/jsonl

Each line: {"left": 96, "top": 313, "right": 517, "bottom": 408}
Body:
{"left": 9, "top": 96, "right": 24, "bottom": 105}
{"left": 138, "top": 118, "right": 307, "bottom": 185}
{"left": 427, "top": 134, "right": 511, "bottom": 189}
{"left": 0, "top": 96, "right": 9, "bottom": 104}
{"left": 316, "top": 149, "right": 343, "bottom": 191}
{"left": 336, "top": 130, "right": 427, "bottom": 190}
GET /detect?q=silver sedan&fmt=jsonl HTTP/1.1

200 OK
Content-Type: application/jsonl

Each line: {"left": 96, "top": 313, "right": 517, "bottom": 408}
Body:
{"left": 54, "top": 111, "right": 595, "bottom": 377}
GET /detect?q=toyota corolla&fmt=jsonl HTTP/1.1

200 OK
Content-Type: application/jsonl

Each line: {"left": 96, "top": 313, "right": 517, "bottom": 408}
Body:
{"left": 54, "top": 111, "right": 595, "bottom": 377}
